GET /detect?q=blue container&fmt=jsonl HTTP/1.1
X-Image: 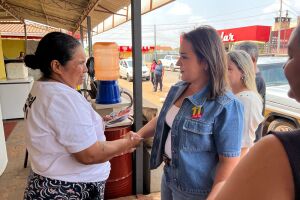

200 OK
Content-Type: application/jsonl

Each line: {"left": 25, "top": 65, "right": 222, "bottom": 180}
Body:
{"left": 96, "top": 80, "right": 121, "bottom": 104}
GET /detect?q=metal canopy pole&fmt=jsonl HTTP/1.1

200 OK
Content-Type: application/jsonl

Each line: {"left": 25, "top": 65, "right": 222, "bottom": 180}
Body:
{"left": 80, "top": 25, "right": 84, "bottom": 46}
{"left": 87, "top": 16, "right": 92, "bottom": 57}
{"left": 23, "top": 23, "right": 27, "bottom": 54}
{"left": 131, "top": 0, "right": 144, "bottom": 195}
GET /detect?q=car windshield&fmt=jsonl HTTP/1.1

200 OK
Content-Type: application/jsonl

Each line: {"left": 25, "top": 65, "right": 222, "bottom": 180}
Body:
{"left": 258, "top": 62, "right": 288, "bottom": 87}
{"left": 124, "top": 60, "right": 146, "bottom": 68}
{"left": 126, "top": 60, "right": 133, "bottom": 68}
{"left": 257, "top": 57, "right": 288, "bottom": 65}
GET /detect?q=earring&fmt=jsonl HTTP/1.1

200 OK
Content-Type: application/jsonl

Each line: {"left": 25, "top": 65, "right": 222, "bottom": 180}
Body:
{"left": 241, "top": 75, "right": 246, "bottom": 81}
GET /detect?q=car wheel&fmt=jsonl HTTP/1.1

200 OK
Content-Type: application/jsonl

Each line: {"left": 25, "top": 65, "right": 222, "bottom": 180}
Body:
{"left": 267, "top": 119, "right": 297, "bottom": 132}
{"left": 126, "top": 74, "right": 132, "bottom": 82}
{"left": 170, "top": 64, "right": 175, "bottom": 72}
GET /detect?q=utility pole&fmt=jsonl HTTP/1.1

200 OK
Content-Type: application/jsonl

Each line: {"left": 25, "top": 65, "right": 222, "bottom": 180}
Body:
{"left": 277, "top": 0, "right": 282, "bottom": 54}
{"left": 154, "top": 24, "right": 157, "bottom": 60}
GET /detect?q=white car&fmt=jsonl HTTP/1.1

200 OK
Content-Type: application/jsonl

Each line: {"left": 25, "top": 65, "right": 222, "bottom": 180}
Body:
{"left": 258, "top": 57, "right": 300, "bottom": 135}
{"left": 119, "top": 59, "right": 150, "bottom": 82}
{"left": 160, "top": 55, "right": 180, "bottom": 71}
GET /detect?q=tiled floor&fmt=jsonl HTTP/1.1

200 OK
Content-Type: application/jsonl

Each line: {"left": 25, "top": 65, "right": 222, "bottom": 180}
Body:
{"left": 0, "top": 120, "right": 30, "bottom": 200}
{"left": 3, "top": 120, "right": 18, "bottom": 140}
{"left": 0, "top": 120, "right": 161, "bottom": 200}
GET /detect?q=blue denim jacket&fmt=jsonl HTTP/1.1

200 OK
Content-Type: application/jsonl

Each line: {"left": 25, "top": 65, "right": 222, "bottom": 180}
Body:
{"left": 150, "top": 81, "right": 244, "bottom": 195}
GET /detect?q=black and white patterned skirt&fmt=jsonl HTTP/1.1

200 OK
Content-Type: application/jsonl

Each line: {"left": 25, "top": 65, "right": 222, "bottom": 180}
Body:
{"left": 24, "top": 172, "right": 106, "bottom": 200}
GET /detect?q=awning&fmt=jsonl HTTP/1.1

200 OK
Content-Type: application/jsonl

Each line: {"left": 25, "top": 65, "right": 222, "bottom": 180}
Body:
{"left": 0, "top": 0, "right": 174, "bottom": 35}
{"left": 0, "top": 21, "right": 60, "bottom": 39}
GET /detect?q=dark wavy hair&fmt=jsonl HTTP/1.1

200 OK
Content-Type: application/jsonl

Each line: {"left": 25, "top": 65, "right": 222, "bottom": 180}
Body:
{"left": 182, "top": 25, "right": 228, "bottom": 99}
{"left": 24, "top": 32, "right": 81, "bottom": 78}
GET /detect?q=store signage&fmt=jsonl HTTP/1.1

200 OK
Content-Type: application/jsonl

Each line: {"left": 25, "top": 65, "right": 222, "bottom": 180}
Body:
{"left": 119, "top": 45, "right": 154, "bottom": 52}
{"left": 220, "top": 32, "right": 235, "bottom": 42}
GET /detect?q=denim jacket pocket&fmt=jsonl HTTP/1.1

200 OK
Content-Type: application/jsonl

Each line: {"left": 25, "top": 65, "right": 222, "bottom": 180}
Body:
{"left": 182, "top": 118, "right": 214, "bottom": 152}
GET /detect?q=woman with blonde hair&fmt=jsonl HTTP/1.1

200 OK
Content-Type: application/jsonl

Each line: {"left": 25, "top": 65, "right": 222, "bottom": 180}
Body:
{"left": 227, "top": 50, "right": 264, "bottom": 157}
{"left": 215, "top": 24, "right": 300, "bottom": 200}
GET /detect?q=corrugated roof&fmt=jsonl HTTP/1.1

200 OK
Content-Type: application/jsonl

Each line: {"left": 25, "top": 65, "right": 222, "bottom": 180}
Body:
{"left": 0, "top": 0, "right": 174, "bottom": 35}
{"left": 0, "top": 22, "right": 59, "bottom": 38}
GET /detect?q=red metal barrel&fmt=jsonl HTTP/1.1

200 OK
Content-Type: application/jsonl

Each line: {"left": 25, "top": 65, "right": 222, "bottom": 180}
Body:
{"left": 104, "top": 125, "right": 132, "bottom": 199}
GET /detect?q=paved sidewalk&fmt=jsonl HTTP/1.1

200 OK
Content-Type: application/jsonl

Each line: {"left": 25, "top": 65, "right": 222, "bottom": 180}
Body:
{"left": 111, "top": 192, "right": 160, "bottom": 200}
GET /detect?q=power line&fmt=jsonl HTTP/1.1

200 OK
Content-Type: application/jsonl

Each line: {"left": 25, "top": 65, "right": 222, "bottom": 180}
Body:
{"left": 282, "top": 0, "right": 300, "bottom": 14}
{"left": 282, "top": 1, "right": 300, "bottom": 16}
{"left": 143, "top": 1, "right": 275, "bottom": 27}
{"left": 154, "top": 11, "right": 277, "bottom": 31}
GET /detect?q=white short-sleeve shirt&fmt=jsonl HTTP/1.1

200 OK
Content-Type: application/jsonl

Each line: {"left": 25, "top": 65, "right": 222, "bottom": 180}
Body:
{"left": 236, "top": 90, "right": 264, "bottom": 147}
{"left": 24, "top": 81, "right": 110, "bottom": 182}
{"left": 164, "top": 105, "right": 180, "bottom": 159}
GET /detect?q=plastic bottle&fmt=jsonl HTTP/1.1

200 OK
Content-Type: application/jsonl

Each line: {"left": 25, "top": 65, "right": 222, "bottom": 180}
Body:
{"left": 93, "top": 42, "right": 120, "bottom": 80}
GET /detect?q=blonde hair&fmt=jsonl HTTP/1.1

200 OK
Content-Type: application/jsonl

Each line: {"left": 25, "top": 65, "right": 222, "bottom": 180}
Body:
{"left": 227, "top": 50, "right": 258, "bottom": 93}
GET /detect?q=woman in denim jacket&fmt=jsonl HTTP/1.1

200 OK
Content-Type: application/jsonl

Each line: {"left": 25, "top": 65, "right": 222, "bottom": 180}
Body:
{"left": 136, "top": 26, "right": 244, "bottom": 200}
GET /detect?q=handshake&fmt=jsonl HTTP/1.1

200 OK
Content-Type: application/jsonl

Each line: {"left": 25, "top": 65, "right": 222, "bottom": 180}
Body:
{"left": 122, "top": 131, "right": 144, "bottom": 153}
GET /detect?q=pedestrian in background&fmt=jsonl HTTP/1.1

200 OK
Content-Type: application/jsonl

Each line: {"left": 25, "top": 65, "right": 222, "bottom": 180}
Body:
{"left": 150, "top": 59, "right": 157, "bottom": 87}
{"left": 153, "top": 59, "right": 164, "bottom": 92}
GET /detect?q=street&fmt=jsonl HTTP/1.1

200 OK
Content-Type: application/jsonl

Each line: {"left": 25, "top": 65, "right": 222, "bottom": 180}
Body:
{"left": 118, "top": 70, "right": 181, "bottom": 109}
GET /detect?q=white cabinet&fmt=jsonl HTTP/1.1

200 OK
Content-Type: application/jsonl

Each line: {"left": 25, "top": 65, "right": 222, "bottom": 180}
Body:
{"left": 0, "top": 104, "right": 7, "bottom": 175}
{"left": 0, "top": 77, "right": 33, "bottom": 120}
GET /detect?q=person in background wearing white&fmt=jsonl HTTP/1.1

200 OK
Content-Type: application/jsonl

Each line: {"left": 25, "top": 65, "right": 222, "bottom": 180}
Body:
{"left": 214, "top": 24, "right": 300, "bottom": 200}
{"left": 23, "top": 32, "right": 142, "bottom": 200}
{"left": 234, "top": 42, "right": 266, "bottom": 141}
{"left": 227, "top": 50, "right": 264, "bottom": 157}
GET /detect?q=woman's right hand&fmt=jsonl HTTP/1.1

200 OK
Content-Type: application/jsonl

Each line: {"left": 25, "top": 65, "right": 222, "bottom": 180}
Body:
{"left": 123, "top": 131, "right": 143, "bottom": 153}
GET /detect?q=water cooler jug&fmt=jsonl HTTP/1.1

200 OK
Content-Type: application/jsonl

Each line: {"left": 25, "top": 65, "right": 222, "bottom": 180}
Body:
{"left": 93, "top": 42, "right": 120, "bottom": 104}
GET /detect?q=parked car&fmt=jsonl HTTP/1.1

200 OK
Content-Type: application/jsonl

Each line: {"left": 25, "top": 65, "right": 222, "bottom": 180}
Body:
{"left": 160, "top": 55, "right": 180, "bottom": 71}
{"left": 258, "top": 56, "right": 300, "bottom": 135}
{"left": 119, "top": 59, "right": 150, "bottom": 82}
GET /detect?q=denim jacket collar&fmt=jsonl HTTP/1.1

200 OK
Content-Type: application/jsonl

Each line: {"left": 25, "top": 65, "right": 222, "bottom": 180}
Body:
{"left": 187, "top": 84, "right": 210, "bottom": 106}
{"left": 175, "top": 81, "right": 210, "bottom": 106}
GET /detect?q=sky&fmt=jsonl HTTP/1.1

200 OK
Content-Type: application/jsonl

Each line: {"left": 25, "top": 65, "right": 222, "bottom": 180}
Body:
{"left": 93, "top": 0, "right": 300, "bottom": 48}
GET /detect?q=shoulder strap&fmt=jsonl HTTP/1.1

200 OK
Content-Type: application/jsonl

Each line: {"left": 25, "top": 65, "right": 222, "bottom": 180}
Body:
{"left": 272, "top": 130, "right": 300, "bottom": 198}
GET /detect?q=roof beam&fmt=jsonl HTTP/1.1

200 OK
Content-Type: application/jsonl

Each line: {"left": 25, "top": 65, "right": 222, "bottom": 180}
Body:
{"left": 93, "top": 8, "right": 126, "bottom": 17}
{"left": 94, "top": 5, "right": 126, "bottom": 17}
{"left": 48, "top": 0, "right": 82, "bottom": 12}
{"left": 9, "top": 3, "right": 76, "bottom": 24}
{"left": 0, "top": 1, "right": 24, "bottom": 22}
{"left": 0, "top": 21, "right": 22, "bottom": 24}
{"left": 73, "top": 0, "right": 99, "bottom": 32}
{"left": 40, "top": 0, "right": 50, "bottom": 26}
{"left": 52, "top": 0, "right": 83, "bottom": 8}
{"left": 0, "top": 16, "right": 16, "bottom": 20}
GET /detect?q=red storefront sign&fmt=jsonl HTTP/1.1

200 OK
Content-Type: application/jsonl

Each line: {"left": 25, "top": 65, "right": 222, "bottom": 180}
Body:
{"left": 119, "top": 45, "right": 154, "bottom": 52}
{"left": 217, "top": 25, "right": 271, "bottom": 43}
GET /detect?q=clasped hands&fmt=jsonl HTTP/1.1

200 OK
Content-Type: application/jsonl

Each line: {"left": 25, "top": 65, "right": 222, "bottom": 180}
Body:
{"left": 123, "top": 131, "right": 143, "bottom": 153}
